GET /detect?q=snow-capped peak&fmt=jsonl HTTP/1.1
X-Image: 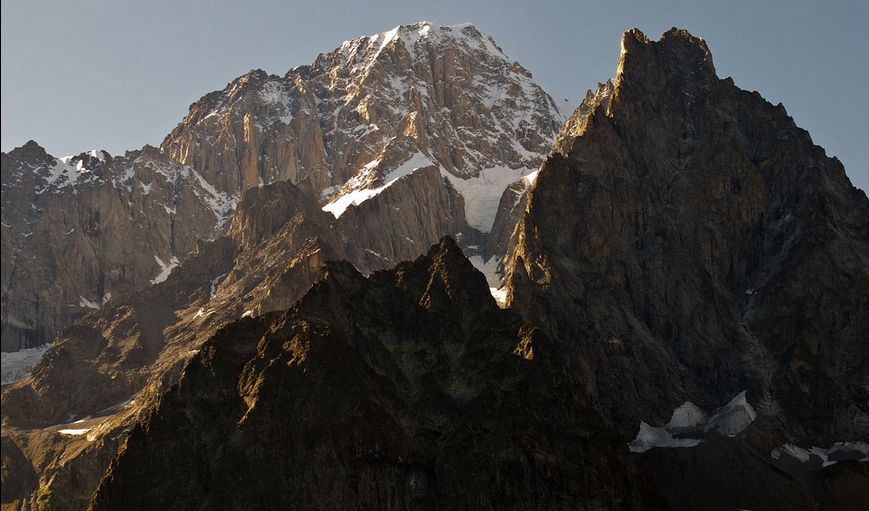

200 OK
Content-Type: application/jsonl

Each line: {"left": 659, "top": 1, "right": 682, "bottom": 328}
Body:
{"left": 362, "top": 21, "right": 505, "bottom": 58}
{"left": 329, "top": 21, "right": 516, "bottom": 82}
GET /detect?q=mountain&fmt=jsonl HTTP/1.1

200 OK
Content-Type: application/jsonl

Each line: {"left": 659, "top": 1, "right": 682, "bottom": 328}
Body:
{"left": 507, "top": 27, "right": 869, "bottom": 440}
{"left": 1, "top": 21, "right": 567, "bottom": 353}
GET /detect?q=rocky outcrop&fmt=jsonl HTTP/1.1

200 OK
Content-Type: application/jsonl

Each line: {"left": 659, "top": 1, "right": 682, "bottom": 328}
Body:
{"left": 506, "top": 28, "right": 869, "bottom": 447}
{"left": 89, "top": 238, "right": 664, "bottom": 510}
{"left": 1, "top": 142, "right": 235, "bottom": 351}
{"left": 336, "top": 165, "right": 474, "bottom": 269}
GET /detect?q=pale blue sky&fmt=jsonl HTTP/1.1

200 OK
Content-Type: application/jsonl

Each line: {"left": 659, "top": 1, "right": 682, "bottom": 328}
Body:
{"left": 2, "top": 0, "right": 867, "bottom": 190}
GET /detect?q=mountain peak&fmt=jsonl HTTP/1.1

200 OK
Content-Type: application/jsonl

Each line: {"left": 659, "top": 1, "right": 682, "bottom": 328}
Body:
{"left": 161, "top": 19, "right": 566, "bottom": 231}
{"left": 7, "top": 139, "right": 50, "bottom": 160}
{"left": 615, "top": 28, "right": 717, "bottom": 105}
{"left": 332, "top": 20, "right": 508, "bottom": 71}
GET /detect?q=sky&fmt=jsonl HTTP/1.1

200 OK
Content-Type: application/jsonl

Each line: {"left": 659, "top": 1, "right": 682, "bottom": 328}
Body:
{"left": 2, "top": 0, "right": 867, "bottom": 191}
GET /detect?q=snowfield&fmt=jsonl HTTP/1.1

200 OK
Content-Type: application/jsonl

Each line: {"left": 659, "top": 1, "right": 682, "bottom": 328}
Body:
{"left": 2, "top": 344, "right": 51, "bottom": 385}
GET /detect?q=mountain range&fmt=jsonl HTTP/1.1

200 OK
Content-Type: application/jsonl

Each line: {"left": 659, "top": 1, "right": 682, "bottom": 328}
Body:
{"left": 2, "top": 22, "right": 867, "bottom": 511}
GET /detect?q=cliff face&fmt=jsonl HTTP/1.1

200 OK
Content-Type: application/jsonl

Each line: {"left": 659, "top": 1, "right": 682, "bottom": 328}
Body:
{"left": 1, "top": 143, "right": 235, "bottom": 351}
{"left": 89, "top": 238, "right": 664, "bottom": 511}
{"left": 506, "top": 28, "right": 869, "bottom": 445}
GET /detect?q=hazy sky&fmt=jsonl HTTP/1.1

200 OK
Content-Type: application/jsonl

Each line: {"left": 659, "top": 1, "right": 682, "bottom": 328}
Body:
{"left": 2, "top": 0, "right": 867, "bottom": 190}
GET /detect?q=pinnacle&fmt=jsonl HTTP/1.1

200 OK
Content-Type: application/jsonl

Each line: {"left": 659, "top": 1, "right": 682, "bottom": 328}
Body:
{"left": 615, "top": 26, "right": 717, "bottom": 93}
{"left": 8, "top": 139, "right": 50, "bottom": 160}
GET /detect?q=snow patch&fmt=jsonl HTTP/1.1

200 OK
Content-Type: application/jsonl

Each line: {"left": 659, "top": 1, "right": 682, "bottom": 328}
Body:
{"left": 37, "top": 157, "right": 100, "bottom": 193}
{"left": 79, "top": 295, "right": 100, "bottom": 309}
{"left": 1, "top": 344, "right": 51, "bottom": 385}
{"left": 666, "top": 401, "right": 707, "bottom": 433}
{"left": 489, "top": 287, "right": 507, "bottom": 306}
{"left": 323, "top": 153, "right": 433, "bottom": 218}
{"left": 703, "top": 390, "right": 756, "bottom": 436}
{"left": 58, "top": 428, "right": 91, "bottom": 436}
{"left": 210, "top": 272, "right": 228, "bottom": 300}
{"left": 442, "top": 166, "right": 537, "bottom": 232}
{"left": 151, "top": 255, "right": 180, "bottom": 285}
{"left": 630, "top": 421, "right": 704, "bottom": 453}
{"left": 629, "top": 390, "right": 756, "bottom": 453}
{"left": 468, "top": 255, "right": 506, "bottom": 306}
{"left": 188, "top": 168, "right": 238, "bottom": 229}
{"left": 87, "top": 149, "right": 107, "bottom": 161}
{"left": 772, "top": 441, "right": 869, "bottom": 468}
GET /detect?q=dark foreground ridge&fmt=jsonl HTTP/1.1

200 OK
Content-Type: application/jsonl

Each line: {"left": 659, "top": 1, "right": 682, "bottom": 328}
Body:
{"left": 89, "top": 237, "right": 664, "bottom": 510}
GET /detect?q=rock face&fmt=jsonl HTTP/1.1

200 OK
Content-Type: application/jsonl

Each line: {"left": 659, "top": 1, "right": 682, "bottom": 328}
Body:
{"left": 1, "top": 21, "right": 567, "bottom": 354}
{"left": 506, "top": 28, "right": 869, "bottom": 446}
{"left": 1, "top": 142, "right": 235, "bottom": 351}
{"left": 89, "top": 238, "right": 663, "bottom": 510}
